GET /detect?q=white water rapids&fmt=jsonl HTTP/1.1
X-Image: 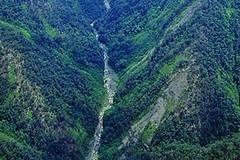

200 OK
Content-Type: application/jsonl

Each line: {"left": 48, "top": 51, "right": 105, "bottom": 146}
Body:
{"left": 104, "top": 0, "right": 111, "bottom": 11}
{"left": 87, "top": 1, "right": 117, "bottom": 160}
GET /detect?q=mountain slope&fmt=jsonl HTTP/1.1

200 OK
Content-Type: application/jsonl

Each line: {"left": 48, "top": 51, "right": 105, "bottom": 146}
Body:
{"left": 0, "top": 0, "right": 239, "bottom": 160}
{"left": 96, "top": 0, "right": 240, "bottom": 159}
{"left": 0, "top": 1, "right": 105, "bottom": 159}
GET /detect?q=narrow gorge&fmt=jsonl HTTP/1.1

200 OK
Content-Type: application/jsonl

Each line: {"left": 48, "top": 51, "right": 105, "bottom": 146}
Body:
{"left": 1, "top": 0, "right": 239, "bottom": 159}
{"left": 87, "top": 1, "right": 118, "bottom": 159}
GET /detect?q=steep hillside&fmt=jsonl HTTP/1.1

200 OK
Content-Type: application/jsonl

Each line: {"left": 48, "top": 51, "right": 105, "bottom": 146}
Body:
{"left": 1, "top": 0, "right": 239, "bottom": 160}
{"left": 97, "top": 0, "right": 240, "bottom": 159}
{"left": 0, "top": 0, "right": 105, "bottom": 159}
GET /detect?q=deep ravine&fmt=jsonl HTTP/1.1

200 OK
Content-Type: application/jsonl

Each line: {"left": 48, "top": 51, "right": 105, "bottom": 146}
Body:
{"left": 87, "top": 1, "right": 118, "bottom": 160}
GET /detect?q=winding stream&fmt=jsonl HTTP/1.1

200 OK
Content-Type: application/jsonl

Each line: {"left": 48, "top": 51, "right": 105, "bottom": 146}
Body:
{"left": 87, "top": 1, "right": 117, "bottom": 160}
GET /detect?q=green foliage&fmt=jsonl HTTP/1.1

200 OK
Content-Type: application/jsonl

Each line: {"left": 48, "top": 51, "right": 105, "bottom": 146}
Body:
{"left": 19, "top": 28, "right": 31, "bottom": 39}
{"left": 99, "top": 0, "right": 240, "bottom": 159}
{"left": 0, "top": 20, "right": 31, "bottom": 40}
{"left": 0, "top": 0, "right": 106, "bottom": 159}
{"left": 157, "top": 54, "right": 190, "bottom": 80}
{"left": 68, "top": 122, "right": 87, "bottom": 144}
{"left": 132, "top": 31, "right": 150, "bottom": 45}
{"left": 216, "top": 70, "right": 239, "bottom": 111}
{"left": 129, "top": 132, "right": 240, "bottom": 160}
{"left": 166, "top": 97, "right": 175, "bottom": 113}
{"left": 26, "top": 110, "right": 33, "bottom": 120}
{"left": 141, "top": 122, "right": 158, "bottom": 143}
{"left": 1, "top": 0, "right": 240, "bottom": 159}
{"left": 225, "top": 8, "right": 235, "bottom": 19}
{"left": 4, "top": 91, "right": 20, "bottom": 105}
{"left": 20, "top": 3, "right": 28, "bottom": 11}
{"left": 40, "top": 16, "right": 58, "bottom": 38}
{"left": 7, "top": 63, "right": 16, "bottom": 84}
{"left": 0, "top": 132, "right": 27, "bottom": 148}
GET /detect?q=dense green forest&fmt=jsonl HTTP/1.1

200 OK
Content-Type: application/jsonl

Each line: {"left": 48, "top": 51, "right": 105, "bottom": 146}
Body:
{"left": 0, "top": 0, "right": 106, "bottom": 159}
{"left": 1, "top": 0, "right": 239, "bottom": 160}
{"left": 97, "top": 0, "right": 240, "bottom": 159}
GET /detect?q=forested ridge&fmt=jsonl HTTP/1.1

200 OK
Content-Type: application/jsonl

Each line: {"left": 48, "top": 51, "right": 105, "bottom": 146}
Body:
{"left": 0, "top": 0, "right": 106, "bottom": 159}
{"left": 97, "top": 0, "right": 240, "bottom": 159}
{"left": 0, "top": 0, "right": 239, "bottom": 160}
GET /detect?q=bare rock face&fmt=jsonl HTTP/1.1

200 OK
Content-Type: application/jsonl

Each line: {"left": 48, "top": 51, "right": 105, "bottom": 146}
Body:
{"left": 118, "top": 67, "right": 190, "bottom": 153}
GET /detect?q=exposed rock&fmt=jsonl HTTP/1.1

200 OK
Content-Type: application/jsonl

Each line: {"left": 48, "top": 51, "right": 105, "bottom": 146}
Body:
{"left": 118, "top": 67, "right": 190, "bottom": 156}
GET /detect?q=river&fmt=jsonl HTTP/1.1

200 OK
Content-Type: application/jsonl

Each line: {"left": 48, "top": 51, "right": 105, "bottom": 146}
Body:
{"left": 86, "top": 1, "right": 117, "bottom": 159}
